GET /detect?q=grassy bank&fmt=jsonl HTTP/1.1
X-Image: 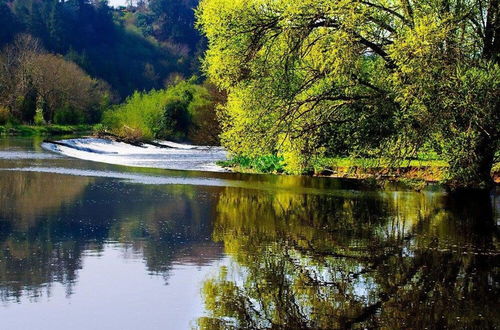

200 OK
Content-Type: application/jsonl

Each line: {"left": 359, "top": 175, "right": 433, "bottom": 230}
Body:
{"left": 218, "top": 155, "right": 500, "bottom": 187}
{"left": 0, "top": 124, "right": 93, "bottom": 136}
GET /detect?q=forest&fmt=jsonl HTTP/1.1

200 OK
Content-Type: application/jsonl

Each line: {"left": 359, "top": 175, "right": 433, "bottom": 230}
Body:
{"left": 0, "top": 0, "right": 205, "bottom": 122}
{"left": 0, "top": 0, "right": 499, "bottom": 189}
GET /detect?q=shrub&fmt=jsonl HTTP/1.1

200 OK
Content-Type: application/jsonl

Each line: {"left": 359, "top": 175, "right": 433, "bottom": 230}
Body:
{"left": 103, "top": 79, "right": 221, "bottom": 143}
{"left": 219, "top": 155, "right": 285, "bottom": 173}
{"left": 0, "top": 106, "right": 9, "bottom": 125}
{"left": 102, "top": 89, "right": 167, "bottom": 140}
{"left": 54, "top": 105, "right": 86, "bottom": 125}
{"left": 92, "top": 123, "right": 107, "bottom": 135}
{"left": 33, "top": 109, "right": 45, "bottom": 125}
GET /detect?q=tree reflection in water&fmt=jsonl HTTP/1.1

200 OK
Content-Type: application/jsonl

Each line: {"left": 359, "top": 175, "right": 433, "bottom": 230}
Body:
{"left": 199, "top": 189, "right": 499, "bottom": 329}
{"left": 0, "top": 172, "right": 222, "bottom": 302}
{"left": 0, "top": 168, "right": 498, "bottom": 328}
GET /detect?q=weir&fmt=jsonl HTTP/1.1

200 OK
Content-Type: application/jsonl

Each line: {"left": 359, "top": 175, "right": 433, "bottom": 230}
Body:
{"left": 41, "top": 138, "right": 228, "bottom": 172}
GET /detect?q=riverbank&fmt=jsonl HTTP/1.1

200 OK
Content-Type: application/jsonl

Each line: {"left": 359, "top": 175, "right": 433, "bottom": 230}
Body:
{"left": 0, "top": 124, "right": 93, "bottom": 136}
{"left": 219, "top": 156, "right": 500, "bottom": 188}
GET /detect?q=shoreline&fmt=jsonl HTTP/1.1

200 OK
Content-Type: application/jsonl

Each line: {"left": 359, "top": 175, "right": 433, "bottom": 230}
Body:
{"left": 222, "top": 163, "right": 500, "bottom": 190}
{"left": 0, "top": 124, "right": 93, "bottom": 136}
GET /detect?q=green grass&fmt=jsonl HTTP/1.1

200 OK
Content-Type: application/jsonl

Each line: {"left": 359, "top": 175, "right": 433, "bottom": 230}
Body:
{"left": 219, "top": 155, "right": 448, "bottom": 174}
{"left": 218, "top": 154, "right": 452, "bottom": 185}
{"left": 0, "top": 124, "right": 94, "bottom": 136}
{"left": 312, "top": 157, "right": 448, "bottom": 170}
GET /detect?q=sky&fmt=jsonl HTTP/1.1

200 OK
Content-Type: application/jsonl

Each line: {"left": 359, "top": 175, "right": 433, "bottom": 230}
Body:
{"left": 107, "top": 0, "right": 128, "bottom": 7}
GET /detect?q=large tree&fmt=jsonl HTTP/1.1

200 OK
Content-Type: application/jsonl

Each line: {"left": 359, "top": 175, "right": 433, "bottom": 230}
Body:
{"left": 197, "top": 0, "right": 500, "bottom": 189}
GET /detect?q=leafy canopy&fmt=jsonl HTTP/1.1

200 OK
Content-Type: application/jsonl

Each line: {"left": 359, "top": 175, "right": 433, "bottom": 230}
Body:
{"left": 197, "top": 0, "right": 500, "bottom": 188}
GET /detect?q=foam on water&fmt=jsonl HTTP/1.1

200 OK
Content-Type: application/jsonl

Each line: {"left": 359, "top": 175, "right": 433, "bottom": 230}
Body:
{"left": 41, "top": 138, "right": 228, "bottom": 172}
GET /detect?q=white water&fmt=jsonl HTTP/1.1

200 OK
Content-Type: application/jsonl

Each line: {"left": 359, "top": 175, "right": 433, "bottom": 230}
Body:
{"left": 41, "top": 138, "right": 228, "bottom": 172}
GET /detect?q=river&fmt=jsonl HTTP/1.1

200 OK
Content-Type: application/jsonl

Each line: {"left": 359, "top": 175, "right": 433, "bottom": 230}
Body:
{"left": 0, "top": 136, "right": 498, "bottom": 329}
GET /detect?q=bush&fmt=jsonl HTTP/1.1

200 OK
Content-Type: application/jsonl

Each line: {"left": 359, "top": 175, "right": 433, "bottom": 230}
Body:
{"left": 102, "top": 89, "right": 168, "bottom": 140}
{"left": 54, "top": 105, "right": 86, "bottom": 125}
{"left": 219, "top": 155, "right": 285, "bottom": 173}
{"left": 103, "top": 79, "right": 220, "bottom": 142}
{"left": 92, "top": 123, "right": 107, "bottom": 135}
{"left": 33, "top": 109, "right": 45, "bottom": 125}
{"left": 0, "top": 106, "right": 9, "bottom": 125}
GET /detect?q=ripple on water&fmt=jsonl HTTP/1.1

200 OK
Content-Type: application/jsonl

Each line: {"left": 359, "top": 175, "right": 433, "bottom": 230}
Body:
{"left": 0, "top": 151, "right": 62, "bottom": 160}
{"left": 0, "top": 166, "right": 228, "bottom": 186}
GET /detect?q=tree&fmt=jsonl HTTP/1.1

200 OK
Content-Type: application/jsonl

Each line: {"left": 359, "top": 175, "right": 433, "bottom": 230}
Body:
{"left": 29, "top": 53, "right": 110, "bottom": 123}
{"left": 0, "top": 1, "right": 20, "bottom": 45}
{"left": 197, "top": 0, "right": 500, "bottom": 189}
{"left": 149, "top": 0, "right": 201, "bottom": 49}
{"left": 0, "top": 34, "right": 109, "bottom": 124}
{"left": 0, "top": 34, "right": 41, "bottom": 121}
{"left": 103, "top": 78, "right": 221, "bottom": 142}
{"left": 1, "top": 0, "right": 191, "bottom": 98}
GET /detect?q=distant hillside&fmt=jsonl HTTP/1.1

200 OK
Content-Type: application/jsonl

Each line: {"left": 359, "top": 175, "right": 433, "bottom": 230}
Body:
{"left": 0, "top": 0, "right": 203, "bottom": 98}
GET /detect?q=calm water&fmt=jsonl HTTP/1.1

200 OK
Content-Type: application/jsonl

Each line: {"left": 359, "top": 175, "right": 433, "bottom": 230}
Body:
{"left": 0, "top": 137, "right": 498, "bottom": 329}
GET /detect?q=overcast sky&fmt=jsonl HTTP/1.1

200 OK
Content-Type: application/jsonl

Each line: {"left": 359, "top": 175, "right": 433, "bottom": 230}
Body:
{"left": 107, "top": 0, "right": 128, "bottom": 7}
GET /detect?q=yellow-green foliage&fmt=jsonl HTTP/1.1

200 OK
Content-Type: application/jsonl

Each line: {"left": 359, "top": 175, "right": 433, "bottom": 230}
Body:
{"left": 0, "top": 106, "right": 9, "bottom": 125}
{"left": 103, "top": 89, "right": 168, "bottom": 140}
{"left": 103, "top": 79, "right": 216, "bottom": 141}
{"left": 198, "top": 188, "right": 497, "bottom": 328}
{"left": 197, "top": 0, "right": 500, "bottom": 188}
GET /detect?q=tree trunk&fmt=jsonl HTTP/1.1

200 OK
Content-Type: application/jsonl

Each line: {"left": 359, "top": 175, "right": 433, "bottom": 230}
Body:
{"left": 483, "top": 0, "right": 500, "bottom": 63}
{"left": 475, "top": 136, "right": 496, "bottom": 189}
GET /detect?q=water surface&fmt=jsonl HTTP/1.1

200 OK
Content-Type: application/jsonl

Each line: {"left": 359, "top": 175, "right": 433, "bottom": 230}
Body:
{"left": 0, "top": 137, "right": 498, "bottom": 329}
{"left": 41, "top": 138, "right": 228, "bottom": 172}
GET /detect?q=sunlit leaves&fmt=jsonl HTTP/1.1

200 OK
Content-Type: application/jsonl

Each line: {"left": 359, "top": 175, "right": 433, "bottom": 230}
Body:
{"left": 197, "top": 0, "right": 500, "bottom": 188}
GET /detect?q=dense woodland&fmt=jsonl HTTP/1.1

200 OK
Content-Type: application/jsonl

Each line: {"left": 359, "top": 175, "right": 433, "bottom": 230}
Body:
{"left": 0, "top": 0, "right": 205, "bottom": 124}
